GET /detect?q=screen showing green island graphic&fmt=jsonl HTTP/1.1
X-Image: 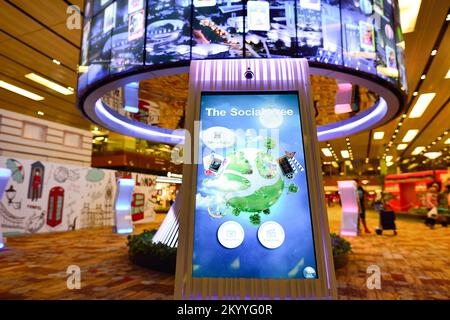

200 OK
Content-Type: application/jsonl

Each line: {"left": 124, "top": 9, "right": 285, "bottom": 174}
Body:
{"left": 192, "top": 92, "right": 318, "bottom": 279}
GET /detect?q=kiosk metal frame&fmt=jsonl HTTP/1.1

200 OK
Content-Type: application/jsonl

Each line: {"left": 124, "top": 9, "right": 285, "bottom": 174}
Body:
{"left": 175, "top": 58, "right": 336, "bottom": 299}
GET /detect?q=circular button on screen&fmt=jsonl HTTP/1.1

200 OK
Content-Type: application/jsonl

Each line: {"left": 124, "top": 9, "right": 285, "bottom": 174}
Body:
{"left": 257, "top": 221, "right": 285, "bottom": 249}
{"left": 217, "top": 221, "right": 245, "bottom": 249}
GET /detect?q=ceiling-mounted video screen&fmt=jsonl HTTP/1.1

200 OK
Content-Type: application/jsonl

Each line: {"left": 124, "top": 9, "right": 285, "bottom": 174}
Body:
{"left": 191, "top": 0, "right": 245, "bottom": 59}
{"left": 110, "top": 0, "right": 146, "bottom": 74}
{"left": 297, "top": 0, "right": 342, "bottom": 65}
{"left": 341, "top": 0, "right": 377, "bottom": 75}
{"left": 79, "top": 0, "right": 404, "bottom": 94}
{"left": 146, "top": 0, "right": 192, "bottom": 65}
{"left": 86, "top": 6, "right": 112, "bottom": 86}
{"left": 245, "top": 0, "right": 297, "bottom": 58}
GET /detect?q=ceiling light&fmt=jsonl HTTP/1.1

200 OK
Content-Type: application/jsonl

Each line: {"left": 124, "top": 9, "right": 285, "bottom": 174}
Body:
{"left": 409, "top": 93, "right": 436, "bottom": 118}
{"left": 398, "top": 0, "right": 422, "bottom": 33}
{"left": 373, "top": 131, "right": 384, "bottom": 140}
{"left": 411, "top": 146, "right": 425, "bottom": 155}
{"left": 397, "top": 144, "right": 408, "bottom": 150}
{"left": 424, "top": 152, "right": 442, "bottom": 160}
{"left": 412, "top": 92, "right": 418, "bottom": 96}
{"left": 431, "top": 49, "right": 437, "bottom": 56}
{"left": 386, "top": 155, "right": 393, "bottom": 162}
{"left": 321, "top": 148, "right": 333, "bottom": 157}
{"left": 25, "top": 73, "right": 73, "bottom": 95}
{"left": 37, "top": 111, "right": 44, "bottom": 116}
{"left": 445, "top": 69, "right": 450, "bottom": 79}
{"left": 0, "top": 80, "right": 44, "bottom": 101}
{"left": 341, "top": 150, "right": 350, "bottom": 159}
{"left": 447, "top": 13, "right": 450, "bottom": 21}
{"left": 78, "top": 65, "right": 89, "bottom": 73}
{"left": 386, "top": 161, "right": 394, "bottom": 167}
{"left": 408, "top": 163, "right": 419, "bottom": 170}
{"left": 402, "top": 129, "right": 419, "bottom": 142}
{"left": 420, "top": 74, "right": 426, "bottom": 80}
{"left": 445, "top": 138, "right": 450, "bottom": 144}
{"left": 332, "top": 161, "right": 339, "bottom": 168}
{"left": 52, "top": 59, "right": 61, "bottom": 65}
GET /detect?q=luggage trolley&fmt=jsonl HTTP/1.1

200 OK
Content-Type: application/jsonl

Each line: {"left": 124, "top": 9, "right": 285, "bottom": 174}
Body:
{"left": 374, "top": 201, "right": 397, "bottom": 235}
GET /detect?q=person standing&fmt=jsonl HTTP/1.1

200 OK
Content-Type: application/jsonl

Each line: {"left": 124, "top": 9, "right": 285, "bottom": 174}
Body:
{"left": 425, "top": 184, "right": 439, "bottom": 228}
{"left": 355, "top": 179, "right": 371, "bottom": 234}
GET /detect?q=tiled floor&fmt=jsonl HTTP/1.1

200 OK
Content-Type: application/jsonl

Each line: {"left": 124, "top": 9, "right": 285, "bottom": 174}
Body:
{"left": 0, "top": 209, "right": 449, "bottom": 300}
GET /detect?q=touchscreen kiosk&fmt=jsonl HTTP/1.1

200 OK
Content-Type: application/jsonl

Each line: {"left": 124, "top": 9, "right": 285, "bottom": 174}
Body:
{"left": 175, "top": 58, "right": 336, "bottom": 300}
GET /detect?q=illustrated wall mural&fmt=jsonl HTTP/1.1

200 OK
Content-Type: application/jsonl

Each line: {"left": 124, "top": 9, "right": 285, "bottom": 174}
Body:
{"left": 0, "top": 156, "right": 158, "bottom": 236}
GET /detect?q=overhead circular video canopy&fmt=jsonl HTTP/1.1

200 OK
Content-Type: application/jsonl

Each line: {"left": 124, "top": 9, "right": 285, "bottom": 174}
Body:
{"left": 77, "top": 0, "right": 407, "bottom": 143}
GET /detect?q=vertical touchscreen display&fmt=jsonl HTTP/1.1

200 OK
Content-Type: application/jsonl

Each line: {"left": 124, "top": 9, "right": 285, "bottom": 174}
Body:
{"left": 192, "top": 92, "right": 318, "bottom": 279}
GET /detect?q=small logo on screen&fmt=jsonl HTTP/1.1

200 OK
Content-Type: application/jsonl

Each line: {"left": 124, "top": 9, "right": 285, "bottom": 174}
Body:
{"left": 303, "top": 266, "right": 317, "bottom": 279}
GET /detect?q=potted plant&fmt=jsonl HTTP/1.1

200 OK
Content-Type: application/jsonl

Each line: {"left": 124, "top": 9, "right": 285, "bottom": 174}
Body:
{"left": 127, "top": 229, "right": 177, "bottom": 274}
{"left": 330, "top": 233, "right": 352, "bottom": 269}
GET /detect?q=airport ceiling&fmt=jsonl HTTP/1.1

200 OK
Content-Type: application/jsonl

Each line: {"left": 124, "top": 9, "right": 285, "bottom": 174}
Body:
{"left": 0, "top": 0, "right": 449, "bottom": 169}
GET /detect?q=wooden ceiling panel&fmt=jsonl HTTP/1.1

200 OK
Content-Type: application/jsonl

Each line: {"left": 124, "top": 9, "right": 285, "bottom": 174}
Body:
{"left": 0, "top": 56, "right": 76, "bottom": 104}
{"left": 0, "top": 1, "right": 42, "bottom": 36}
{"left": 0, "top": 40, "right": 77, "bottom": 87}
{"left": 10, "top": 0, "right": 71, "bottom": 27}
{"left": 0, "top": 97, "right": 90, "bottom": 130}
{"left": 19, "top": 30, "right": 79, "bottom": 67}
{"left": 51, "top": 22, "right": 82, "bottom": 47}
{"left": 0, "top": 73, "right": 80, "bottom": 116}
{"left": 403, "top": 0, "right": 449, "bottom": 96}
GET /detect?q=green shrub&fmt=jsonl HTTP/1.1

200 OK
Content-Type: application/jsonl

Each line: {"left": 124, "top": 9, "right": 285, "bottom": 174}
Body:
{"left": 127, "top": 230, "right": 177, "bottom": 272}
{"left": 330, "top": 233, "right": 352, "bottom": 257}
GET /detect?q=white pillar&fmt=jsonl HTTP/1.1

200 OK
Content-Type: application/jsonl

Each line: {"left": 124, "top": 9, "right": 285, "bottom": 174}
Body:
{"left": 338, "top": 180, "right": 359, "bottom": 236}
{"left": 113, "top": 178, "right": 135, "bottom": 234}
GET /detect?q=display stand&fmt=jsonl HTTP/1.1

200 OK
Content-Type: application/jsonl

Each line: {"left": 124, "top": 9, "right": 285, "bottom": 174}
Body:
{"left": 0, "top": 168, "right": 12, "bottom": 249}
{"left": 337, "top": 180, "right": 359, "bottom": 236}
{"left": 174, "top": 58, "right": 336, "bottom": 300}
{"left": 113, "top": 178, "right": 135, "bottom": 234}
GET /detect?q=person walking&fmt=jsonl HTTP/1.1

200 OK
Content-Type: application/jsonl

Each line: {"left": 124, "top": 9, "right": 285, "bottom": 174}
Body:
{"left": 355, "top": 179, "right": 371, "bottom": 234}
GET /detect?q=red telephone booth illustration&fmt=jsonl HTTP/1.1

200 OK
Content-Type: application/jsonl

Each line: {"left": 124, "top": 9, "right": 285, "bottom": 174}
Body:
{"left": 131, "top": 193, "right": 145, "bottom": 222}
{"left": 47, "top": 187, "right": 64, "bottom": 227}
